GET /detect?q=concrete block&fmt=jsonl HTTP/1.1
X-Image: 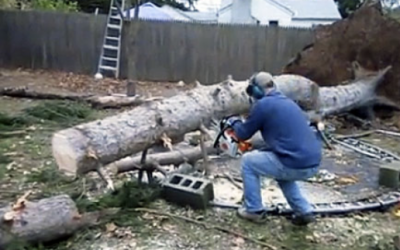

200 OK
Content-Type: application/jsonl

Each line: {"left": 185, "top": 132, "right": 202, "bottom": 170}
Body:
{"left": 379, "top": 161, "right": 400, "bottom": 188}
{"left": 162, "top": 173, "right": 214, "bottom": 210}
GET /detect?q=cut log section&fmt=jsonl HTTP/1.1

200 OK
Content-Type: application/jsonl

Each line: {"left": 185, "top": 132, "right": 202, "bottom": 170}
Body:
{"left": 0, "top": 194, "right": 112, "bottom": 248}
{"left": 52, "top": 70, "right": 391, "bottom": 177}
{"left": 113, "top": 141, "right": 218, "bottom": 174}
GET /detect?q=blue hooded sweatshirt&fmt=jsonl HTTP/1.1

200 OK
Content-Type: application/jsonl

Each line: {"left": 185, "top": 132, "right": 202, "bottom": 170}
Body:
{"left": 232, "top": 89, "right": 322, "bottom": 169}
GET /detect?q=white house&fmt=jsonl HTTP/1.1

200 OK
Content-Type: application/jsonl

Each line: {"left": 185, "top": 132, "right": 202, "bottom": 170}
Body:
{"left": 217, "top": 0, "right": 342, "bottom": 28}
{"left": 161, "top": 5, "right": 218, "bottom": 23}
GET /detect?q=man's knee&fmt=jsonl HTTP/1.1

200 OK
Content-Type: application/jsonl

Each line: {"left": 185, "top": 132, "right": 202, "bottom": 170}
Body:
{"left": 241, "top": 151, "right": 259, "bottom": 171}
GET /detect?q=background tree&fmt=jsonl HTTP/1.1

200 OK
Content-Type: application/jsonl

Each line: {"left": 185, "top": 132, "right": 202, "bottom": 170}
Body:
{"left": 334, "top": 0, "right": 363, "bottom": 17}
{"left": 334, "top": 0, "right": 400, "bottom": 17}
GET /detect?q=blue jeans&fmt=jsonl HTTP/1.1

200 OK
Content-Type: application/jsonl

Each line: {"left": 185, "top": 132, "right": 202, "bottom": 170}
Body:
{"left": 241, "top": 150, "right": 319, "bottom": 215}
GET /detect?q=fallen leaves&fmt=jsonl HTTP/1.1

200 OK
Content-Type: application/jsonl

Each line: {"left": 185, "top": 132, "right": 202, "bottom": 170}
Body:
{"left": 106, "top": 222, "right": 117, "bottom": 233}
{"left": 161, "top": 133, "right": 173, "bottom": 151}
{"left": 308, "top": 169, "right": 336, "bottom": 183}
{"left": 105, "top": 222, "right": 136, "bottom": 239}
{"left": 335, "top": 175, "right": 358, "bottom": 185}
{"left": 3, "top": 190, "right": 32, "bottom": 222}
{"left": 12, "top": 190, "right": 32, "bottom": 210}
{"left": 392, "top": 203, "right": 400, "bottom": 218}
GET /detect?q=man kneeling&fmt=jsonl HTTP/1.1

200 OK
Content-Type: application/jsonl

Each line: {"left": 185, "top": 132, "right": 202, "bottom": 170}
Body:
{"left": 227, "top": 72, "right": 322, "bottom": 226}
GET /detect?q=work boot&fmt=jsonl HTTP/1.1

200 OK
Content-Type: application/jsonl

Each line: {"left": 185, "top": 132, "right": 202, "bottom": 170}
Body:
{"left": 290, "top": 213, "right": 316, "bottom": 226}
{"left": 237, "top": 206, "right": 268, "bottom": 224}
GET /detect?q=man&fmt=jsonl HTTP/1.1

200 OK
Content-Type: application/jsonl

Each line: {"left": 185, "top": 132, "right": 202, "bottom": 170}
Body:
{"left": 227, "top": 72, "right": 322, "bottom": 226}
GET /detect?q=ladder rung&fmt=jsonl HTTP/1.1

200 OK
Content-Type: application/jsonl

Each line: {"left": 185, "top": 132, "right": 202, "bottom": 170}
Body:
{"left": 107, "top": 24, "right": 122, "bottom": 30}
{"left": 106, "top": 36, "right": 120, "bottom": 41}
{"left": 100, "top": 65, "right": 117, "bottom": 71}
{"left": 110, "top": 15, "right": 121, "bottom": 20}
{"left": 103, "top": 45, "right": 119, "bottom": 50}
{"left": 102, "top": 56, "right": 118, "bottom": 61}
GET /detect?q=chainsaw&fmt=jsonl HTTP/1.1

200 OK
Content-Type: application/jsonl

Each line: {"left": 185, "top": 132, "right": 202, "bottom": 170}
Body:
{"left": 212, "top": 114, "right": 332, "bottom": 157}
{"left": 212, "top": 116, "right": 253, "bottom": 158}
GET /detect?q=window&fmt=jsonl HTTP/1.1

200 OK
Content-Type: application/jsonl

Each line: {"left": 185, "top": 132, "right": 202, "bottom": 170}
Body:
{"left": 269, "top": 20, "right": 279, "bottom": 26}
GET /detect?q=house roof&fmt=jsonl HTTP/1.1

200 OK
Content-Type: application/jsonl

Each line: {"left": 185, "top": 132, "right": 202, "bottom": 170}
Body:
{"left": 280, "top": 0, "right": 341, "bottom": 19}
{"left": 125, "top": 2, "right": 175, "bottom": 20}
{"left": 161, "top": 5, "right": 217, "bottom": 22}
{"left": 220, "top": 0, "right": 342, "bottom": 19}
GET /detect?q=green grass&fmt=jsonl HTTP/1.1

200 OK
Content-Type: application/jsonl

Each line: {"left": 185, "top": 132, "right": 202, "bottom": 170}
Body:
{"left": 23, "top": 100, "right": 94, "bottom": 123}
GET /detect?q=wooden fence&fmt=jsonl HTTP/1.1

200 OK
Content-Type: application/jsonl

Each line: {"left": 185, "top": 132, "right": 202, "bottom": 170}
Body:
{"left": 0, "top": 10, "right": 315, "bottom": 84}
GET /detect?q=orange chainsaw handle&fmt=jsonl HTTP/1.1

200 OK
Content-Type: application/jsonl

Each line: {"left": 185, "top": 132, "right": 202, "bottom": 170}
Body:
{"left": 225, "top": 129, "right": 253, "bottom": 152}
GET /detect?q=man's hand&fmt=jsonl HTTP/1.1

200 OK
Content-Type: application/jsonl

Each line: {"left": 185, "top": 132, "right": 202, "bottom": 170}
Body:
{"left": 224, "top": 116, "right": 242, "bottom": 128}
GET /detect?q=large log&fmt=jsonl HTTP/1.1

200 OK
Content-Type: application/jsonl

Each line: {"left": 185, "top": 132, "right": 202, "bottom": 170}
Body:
{"left": 52, "top": 69, "right": 391, "bottom": 176}
{"left": 113, "top": 133, "right": 266, "bottom": 174}
{"left": 113, "top": 141, "right": 217, "bottom": 174}
{"left": 0, "top": 194, "right": 111, "bottom": 248}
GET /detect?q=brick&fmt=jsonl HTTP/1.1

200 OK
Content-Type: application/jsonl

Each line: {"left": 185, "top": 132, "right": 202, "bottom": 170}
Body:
{"left": 379, "top": 161, "right": 400, "bottom": 188}
{"left": 161, "top": 173, "right": 214, "bottom": 210}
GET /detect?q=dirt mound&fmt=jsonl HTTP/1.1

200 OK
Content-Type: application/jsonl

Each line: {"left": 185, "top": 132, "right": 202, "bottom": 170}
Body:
{"left": 282, "top": 2, "right": 400, "bottom": 104}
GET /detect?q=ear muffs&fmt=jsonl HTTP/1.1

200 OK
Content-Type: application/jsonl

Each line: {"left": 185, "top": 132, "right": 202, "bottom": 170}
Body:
{"left": 246, "top": 75, "right": 265, "bottom": 100}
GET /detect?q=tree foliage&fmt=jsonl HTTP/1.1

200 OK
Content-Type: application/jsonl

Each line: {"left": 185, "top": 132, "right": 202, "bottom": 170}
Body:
{"left": 30, "top": 0, "right": 78, "bottom": 12}
{"left": 334, "top": 0, "right": 363, "bottom": 17}
{"left": 0, "top": 0, "right": 194, "bottom": 14}
{"left": 334, "top": 0, "right": 400, "bottom": 18}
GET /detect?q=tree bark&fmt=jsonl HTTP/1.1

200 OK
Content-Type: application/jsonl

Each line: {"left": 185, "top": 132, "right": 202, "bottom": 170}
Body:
{"left": 0, "top": 194, "right": 112, "bottom": 248}
{"left": 52, "top": 70, "right": 391, "bottom": 177}
{"left": 52, "top": 79, "right": 251, "bottom": 176}
{"left": 126, "top": 81, "right": 137, "bottom": 97}
{"left": 113, "top": 141, "right": 218, "bottom": 174}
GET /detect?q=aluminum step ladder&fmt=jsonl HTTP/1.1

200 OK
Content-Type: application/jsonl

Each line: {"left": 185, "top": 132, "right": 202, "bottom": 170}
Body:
{"left": 96, "top": 0, "right": 126, "bottom": 78}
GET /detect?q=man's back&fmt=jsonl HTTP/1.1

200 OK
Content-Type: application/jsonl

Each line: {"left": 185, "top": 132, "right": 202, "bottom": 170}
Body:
{"left": 259, "top": 90, "right": 322, "bottom": 168}
{"left": 234, "top": 90, "right": 322, "bottom": 169}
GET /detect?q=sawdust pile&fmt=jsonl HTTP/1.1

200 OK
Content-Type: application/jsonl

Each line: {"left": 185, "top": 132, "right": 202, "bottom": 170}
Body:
{"left": 282, "top": 2, "right": 400, "bottom": 104}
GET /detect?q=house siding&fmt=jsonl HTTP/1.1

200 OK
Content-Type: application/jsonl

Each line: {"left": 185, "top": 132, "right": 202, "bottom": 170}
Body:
{"left": 217, "top": 8, "right": 232, "bottom": 23}
{"left": 251, "top": 0, "right": 292, "bottom": 26}
{"left": 288, "top": 19, "right": 338, "bottom": 28}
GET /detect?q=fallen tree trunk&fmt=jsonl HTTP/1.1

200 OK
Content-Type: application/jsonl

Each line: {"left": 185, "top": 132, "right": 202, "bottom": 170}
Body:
{"left": 0, "top": 87, "right": 159, "bottom": 109}
{"left": 87, "top": 95, "right": 162, "bottom": 109}
{"left": 113, "top": 141, "right": 217, "bottom": 174}
{"left": 0, "top": 87, "right": 93, "bottom": 101}
{"left": 113, "top": 133, "right": 267, "bottom": 174}
{"left": 0, "top": 194, "right": 112, "bottom": 248}
{"left": 52, "top": 69, "right": 391, "bottom": 176}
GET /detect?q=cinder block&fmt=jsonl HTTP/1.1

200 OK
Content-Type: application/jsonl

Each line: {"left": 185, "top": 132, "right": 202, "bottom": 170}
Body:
{"left": 379, "top": 161, "right": 400, "bottom": 188}
{"left": 161, "top": 173, "right": 214, "bottom": 210}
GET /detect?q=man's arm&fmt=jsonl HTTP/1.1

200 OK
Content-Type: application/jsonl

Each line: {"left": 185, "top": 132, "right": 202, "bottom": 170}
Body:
{"left": 231, "top": 103, "right": 264, "bottom": 141}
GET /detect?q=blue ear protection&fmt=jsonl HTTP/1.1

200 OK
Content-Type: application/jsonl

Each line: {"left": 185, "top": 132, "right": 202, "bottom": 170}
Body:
{"left": 246, "top": 74, "right": 265, "bottom": 100}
